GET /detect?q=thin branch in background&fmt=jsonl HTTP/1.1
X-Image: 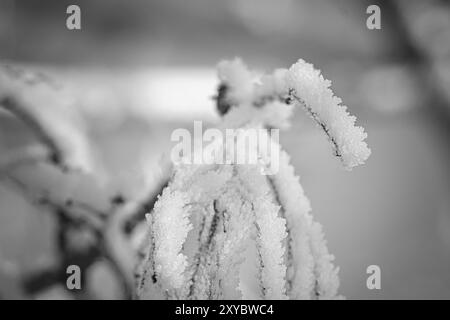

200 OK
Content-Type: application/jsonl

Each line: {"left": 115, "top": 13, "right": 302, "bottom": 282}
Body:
{"left": 123, "top": 176, "right": 170, "bottom": 235}
{"left": 2, "top": 162, "right": 169, "bottom": 298}
{"left": 0, "top": 96, "right": 65, "bottom": 169}
{"left": 3, "top": 174, "right": 105, "bottom": 231}
{"left": 0, "top": 144, "right": 49, "bottom": 176}
{"left": 0, "top": 63, "right": 93, "bottom": 173}
{"left": 1, "top": 63, "right": 61, "bottom": 90}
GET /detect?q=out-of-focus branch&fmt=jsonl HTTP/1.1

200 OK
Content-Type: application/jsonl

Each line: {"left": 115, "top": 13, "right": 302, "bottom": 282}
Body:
{"left": 0, "top": 64, "right": 92, "bottom": 173}
{"left": 5, "top": 169, "right": 169, "bottom": 298}
{"left": 0, "top": 145, "right": 49, "bottom": 175}
{"left": 0, "top": 64, "right": 171, "bottom": 299}
{"left": 3, "top": 174, "right": 105, "bottom": 230}
{"left": 0, "top": 96, "right": 65, "bottom": 169}
{"left": 123, "top": 176, "right": 170, "bottom": 235}
{"left": 103, "top": 174, "right": 170, "bottom": 298}
{"left": 362, "top": 0, "right": 450, "bottom": 130}
{"left": 103, "top": 202, "right": 139, "bottom": 299}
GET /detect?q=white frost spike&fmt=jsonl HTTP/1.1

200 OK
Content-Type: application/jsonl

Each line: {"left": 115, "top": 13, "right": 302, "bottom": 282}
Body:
{"left": 253, "top": 196, "right": 288, "bottom": 300}
{"left": 308, "top": 221, "right": 340, "bottom": 299}
{"left": 286, "top": 59, "right": 371, "bottom": 170}
{"left": 269, "top": 147, "right": 341, "bottom": 299}
{"left": 151, "top": 188, "right": 192, "bottom": 291}
{"left": 269, "top": 148, "right": 315, "bottom": 299}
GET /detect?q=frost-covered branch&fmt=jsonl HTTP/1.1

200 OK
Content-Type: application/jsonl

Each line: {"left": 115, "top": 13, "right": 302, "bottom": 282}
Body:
{"left": 0, "top": 64, "right": 93, "bottom": 173}
{"left": 10, "top": 173, "right": 167, "bottom": 298}
{"left": 3, "top": 163, "right": 168, "bottom": 299}
{"left": 216, "top": 58, "right": 371, "bottom": 170}
{"left": 137, "top": 142, "right": 343, "bottom": 299}
{"left": 138, "top": 57, "right": 368, "bottom": 300}
{"left": 0, "top": 145, "right": 49, "bottom": 177}
{"left": 0, "top": 96, "right": 65, "bottom": 168}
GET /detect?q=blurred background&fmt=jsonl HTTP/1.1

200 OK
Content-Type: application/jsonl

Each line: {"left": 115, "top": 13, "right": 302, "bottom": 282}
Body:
{"left": 0, "top": 0, "right": 450, "bottom": 299}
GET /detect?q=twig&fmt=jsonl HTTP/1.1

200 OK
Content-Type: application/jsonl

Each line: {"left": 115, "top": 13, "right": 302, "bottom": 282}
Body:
{"left": 9, "top": 170, "right": 168, "bottom": 298}
{"left": 0, "top": 64, "right": 174, "bottom": 299}
{"left": 3, "top": 173, "right": 105, "bottom": 230}
{"left": 123, "top": 177, "right": 169, "bottom": 234}
{"left": 0, "top": 96, "right": 65, "bottom": 168}
{"left": 0, "top": 145, "right": 49, "bottom": 176}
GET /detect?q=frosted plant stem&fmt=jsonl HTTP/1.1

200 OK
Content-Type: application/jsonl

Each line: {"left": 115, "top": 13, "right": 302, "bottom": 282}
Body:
{"left": 137, "top": 57, "right": 371, "bottom": 300}
{"left": 289, "top": 90, "right": 342, "bottom": 158}
{"left": 265, "top": 175, "right": 294, "bottom": 293}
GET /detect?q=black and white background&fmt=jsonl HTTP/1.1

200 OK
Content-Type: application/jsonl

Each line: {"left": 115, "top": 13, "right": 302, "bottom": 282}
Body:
{"left": 0, "top": 0, "right": 450, "bottom": 300}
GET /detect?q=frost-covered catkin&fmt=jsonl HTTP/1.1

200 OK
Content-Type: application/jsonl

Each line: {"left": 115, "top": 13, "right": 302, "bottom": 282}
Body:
{"left": 137, "top": 58, "right": 370, "bottom": 300}
{"left": 255, "top": 59, "right": 371, "bottom": 170}
{"left": 151, "top": 188, "right": 192, "bottom": 291}
{"left": 286, "top": 60, "right": 370, "bottom": 170}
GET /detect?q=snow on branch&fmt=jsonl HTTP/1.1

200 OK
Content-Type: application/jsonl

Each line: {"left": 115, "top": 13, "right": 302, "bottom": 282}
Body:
{"left": 0, "top": 64, "right": 93, "bottom": 172}
{"left": 150, "top": 188, "right": 193, "bottom": 292}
